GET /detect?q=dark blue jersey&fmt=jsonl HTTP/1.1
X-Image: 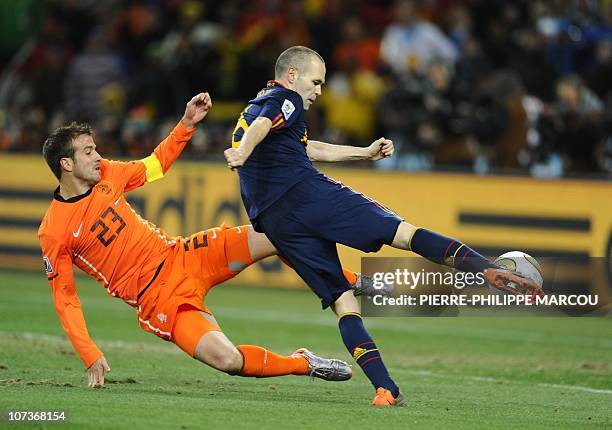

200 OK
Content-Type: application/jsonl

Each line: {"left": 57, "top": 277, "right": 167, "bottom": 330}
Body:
{"left": 232, "top": 81, "right": 318, "bottom": 222}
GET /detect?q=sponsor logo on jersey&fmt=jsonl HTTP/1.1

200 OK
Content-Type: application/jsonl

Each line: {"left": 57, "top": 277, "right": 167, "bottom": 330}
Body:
{"left": 73, "top": 221, "right": 83, "bottom": 238}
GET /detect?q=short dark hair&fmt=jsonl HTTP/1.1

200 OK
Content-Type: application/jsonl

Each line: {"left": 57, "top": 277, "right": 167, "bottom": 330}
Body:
{"left": 42, "top": 122, "right": 92, "bottom": 179}
{"left": 274, "top": 46, "right": 324, "bottom": 79}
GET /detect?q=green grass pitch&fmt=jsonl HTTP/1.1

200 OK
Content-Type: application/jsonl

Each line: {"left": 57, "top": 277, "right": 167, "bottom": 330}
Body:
{"left": 0, "top": 269, "right": 611, "bottom": 429}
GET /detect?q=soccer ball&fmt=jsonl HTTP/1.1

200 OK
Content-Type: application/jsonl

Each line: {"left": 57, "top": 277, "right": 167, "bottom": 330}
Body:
{"left": 492, "top": 251, "right": 544, "bottom": 293}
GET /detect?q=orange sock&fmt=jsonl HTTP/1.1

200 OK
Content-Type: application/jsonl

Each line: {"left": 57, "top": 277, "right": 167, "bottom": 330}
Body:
{"left": 237, "top": 345, "right": 309, "bottom": 377}
{"left": 280, "top": 256, "right": 358, "bottom": 286}
{"left": 342, "top": 268, "right": 358, "bottom": 286}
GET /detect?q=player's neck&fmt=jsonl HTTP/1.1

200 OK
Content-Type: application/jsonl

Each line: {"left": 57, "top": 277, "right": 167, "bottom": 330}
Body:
{"left": 58, "top": 176, "right": 94, "bottom": 200}
{"left": 275, "top": 78, "right": 293, "bottom": 91}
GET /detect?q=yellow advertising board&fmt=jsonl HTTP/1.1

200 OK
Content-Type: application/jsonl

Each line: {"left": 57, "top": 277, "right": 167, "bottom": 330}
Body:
{"left": 0, "top": 154, "right": 610, "bottom": 290}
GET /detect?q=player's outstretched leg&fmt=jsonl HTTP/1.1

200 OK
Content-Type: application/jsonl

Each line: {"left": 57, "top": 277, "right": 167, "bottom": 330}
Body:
{"left": 248, "top": 227, "right": 387, "bottom": 297}
{"left": 173, "top": 308, "right": 351, "bottom": 380}
{"left": 333, "top": 291, "right": 407, "bottom": 406}
{"left": 236, "top": 345, "right": 350, "bottom": 380}
{"left": 392, "top": 223, "right": 496, "bottom": 273}
{"left": 391, "top": 222, "right": 542, "bottom": 294}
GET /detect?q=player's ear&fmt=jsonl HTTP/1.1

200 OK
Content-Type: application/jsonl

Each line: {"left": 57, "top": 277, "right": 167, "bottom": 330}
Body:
{"left": 287, "top": 67, "right": 298, "bottom": 84}
{"left": 60, "top": 157, "right": 74, "bottom": 174}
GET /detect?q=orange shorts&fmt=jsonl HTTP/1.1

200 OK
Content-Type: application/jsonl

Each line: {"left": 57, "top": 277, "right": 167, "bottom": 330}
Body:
{"left": 136, "top": 224, "right": 252, "bottom": 352}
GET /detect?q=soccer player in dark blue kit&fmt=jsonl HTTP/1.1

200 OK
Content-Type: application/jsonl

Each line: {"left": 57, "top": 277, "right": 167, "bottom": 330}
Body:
{"left": 224, "top": 46, "right": 543, "bottom": 406}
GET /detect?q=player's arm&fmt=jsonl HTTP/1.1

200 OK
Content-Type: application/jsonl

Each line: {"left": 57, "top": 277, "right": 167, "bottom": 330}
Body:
{"left": 225, "top": 94, "right": 301, "bottom": 169}
{"left": 147, "top": 92, "right": 212, "bottom": 176}
{"left": 40, "top": 235, "right": 109, "bottom": 387}
{"left": 224, "top": 117, "right": 272, "bottom": 168}
{"left": 119, "top": 93, "right": 212, "bottom": 191}
{"left": 306, "top": 138, "right": 394, "bottom": 162}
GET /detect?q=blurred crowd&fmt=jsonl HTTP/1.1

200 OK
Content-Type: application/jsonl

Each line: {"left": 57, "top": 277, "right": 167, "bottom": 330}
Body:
{"left": 0, "top": 0, "right": 611, "bottom": 177}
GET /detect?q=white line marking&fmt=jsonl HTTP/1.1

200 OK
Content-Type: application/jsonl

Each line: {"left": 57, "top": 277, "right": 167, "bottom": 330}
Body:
{"left": 2, "top": 331, "right": 180, "bottom": 354}
{"left": 393, "top": 369, "right": 612, "bottom": 395}
{"left": 538, "top": 383, "right": 612, "bottom": 395}
{"left": 209, "top": 305, "right": 612, "bottom": 349}
{"left": 5, "top": 331, "right": 611, "bottom": 395}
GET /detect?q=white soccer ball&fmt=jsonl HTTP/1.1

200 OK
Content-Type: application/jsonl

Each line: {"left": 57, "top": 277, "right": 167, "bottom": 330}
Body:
{"left": 492, "top": 251, "right": 544, "bottom": 293}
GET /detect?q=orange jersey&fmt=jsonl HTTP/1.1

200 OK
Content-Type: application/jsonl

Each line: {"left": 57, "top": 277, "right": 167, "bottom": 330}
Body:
{"left": 38, "top": 122, "right": 195, "bottom": 367}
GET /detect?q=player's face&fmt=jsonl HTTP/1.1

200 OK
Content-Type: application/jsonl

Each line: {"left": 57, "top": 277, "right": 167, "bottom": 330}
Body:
{"left": 69, "top": 134, "right": 102, "bottom": 185}
{"left": 295, "top": 58, "right": 326, "bottom": 110}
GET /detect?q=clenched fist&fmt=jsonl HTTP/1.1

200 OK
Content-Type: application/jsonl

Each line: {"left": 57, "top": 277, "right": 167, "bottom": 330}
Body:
{"left": 367, "top": 138, "right": 394, "bottom": 161}
{"left": 224, "top": 147, "right": 247, "bottom": 169}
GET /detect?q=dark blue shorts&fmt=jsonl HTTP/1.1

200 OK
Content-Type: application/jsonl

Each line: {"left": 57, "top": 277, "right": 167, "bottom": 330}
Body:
{"left": 255, "top": 173, "right": 402, "bottom": 308}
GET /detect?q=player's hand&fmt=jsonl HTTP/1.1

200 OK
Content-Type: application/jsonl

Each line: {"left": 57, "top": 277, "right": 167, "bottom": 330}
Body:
{"left": 224, "top": 147, "right": 246, "bottom": 170}
{"left": 367, "top": 137, "right": 394, "bottom": 161}
{"left": 87, "top": 355, "right": 111, "bottom": 388}
{"left": 181, "top": 92, "right": 212, "bottom": 129}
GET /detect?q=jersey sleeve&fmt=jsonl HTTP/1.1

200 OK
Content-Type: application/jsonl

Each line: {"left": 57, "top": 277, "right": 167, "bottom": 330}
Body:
{"left": 102, "top": 121, "right": 196, "bottom": 192}
{"left": 258, "top": 92, "right": 303, "bottom": 130}
{"left": 40, "top": 233, "right": 103, "bottom": 368}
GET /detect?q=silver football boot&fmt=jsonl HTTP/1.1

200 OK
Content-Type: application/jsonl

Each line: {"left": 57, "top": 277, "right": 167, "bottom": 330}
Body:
{"left": 352, "top": 273, "right": 394, "bottom": 297}
{"left": 292, "top": 348, "right": 352, "bottom": 381}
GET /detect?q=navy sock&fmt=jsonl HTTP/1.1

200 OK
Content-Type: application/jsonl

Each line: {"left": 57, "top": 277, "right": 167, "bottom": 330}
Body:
{"left": 410, "top": 228, "right": 495, "bottom": 273}
{"left": 338, "top": 313, "right": 399, "bottom": 397}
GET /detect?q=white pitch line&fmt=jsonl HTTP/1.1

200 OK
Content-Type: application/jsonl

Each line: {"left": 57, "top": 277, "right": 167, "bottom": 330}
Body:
{"left": 5, "top": 303, "right": 610, "bottom": 352}
{"left": 212, "top": 306, "right": 612, "bottom": 350}
{"left": 1, "top": 331, "right": 181, "bottom": 354}
{"left": 538, "top": 383, "right": 612, "bottom": 395}
{"left": 4, "top": 331, "right": 612, "bottom": 395}
{"left": 394, "top": 368, "right": 612, "bottom": 395}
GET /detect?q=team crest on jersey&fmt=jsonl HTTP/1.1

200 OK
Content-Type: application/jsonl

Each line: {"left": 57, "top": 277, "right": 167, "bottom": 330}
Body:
{"left": 43, "top": 256, "right": 53, "bottom": 275}
{"left": 281, "top": 99, "right": 295, "bottom": 120}
{"left": 95, "top": 181, "right": 113, "bottom": 195}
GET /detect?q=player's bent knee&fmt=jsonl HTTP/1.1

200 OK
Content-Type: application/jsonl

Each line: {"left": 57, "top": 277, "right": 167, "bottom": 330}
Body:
{"left": 246, "top": 227, "right": 278, "bottom": 262}
{"left": 193, "top": 331, "right": 243, "bottom": 374}
{"left": 213, "top": 350, "right": 243, "bottom": 375}
{"left": 391, "top": 222, "right": 418, "bottom": 250}
{"left": 332, "top": 290, "right": 360, "bottom": 317}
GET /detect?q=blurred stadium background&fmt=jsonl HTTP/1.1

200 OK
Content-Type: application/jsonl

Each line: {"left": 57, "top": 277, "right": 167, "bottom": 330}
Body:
{"left": 0, "top": 0, "right": 610, "bottom": 287}
{"left": 0, "top": 1, "right": 611, "bottom": 427}
{"left": 1, "top": 0, "right": 612, "bottom": 175}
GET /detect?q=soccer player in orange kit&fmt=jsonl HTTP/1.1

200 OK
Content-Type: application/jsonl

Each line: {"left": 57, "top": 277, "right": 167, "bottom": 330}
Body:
{"left": 39, "top": 93, "right": 354, "bottom": 388}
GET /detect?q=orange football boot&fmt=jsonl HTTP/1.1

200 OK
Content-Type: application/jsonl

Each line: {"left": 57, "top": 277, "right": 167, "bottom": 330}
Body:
{"left": 372, "top": 387, "right": 408, "bottom": 406}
